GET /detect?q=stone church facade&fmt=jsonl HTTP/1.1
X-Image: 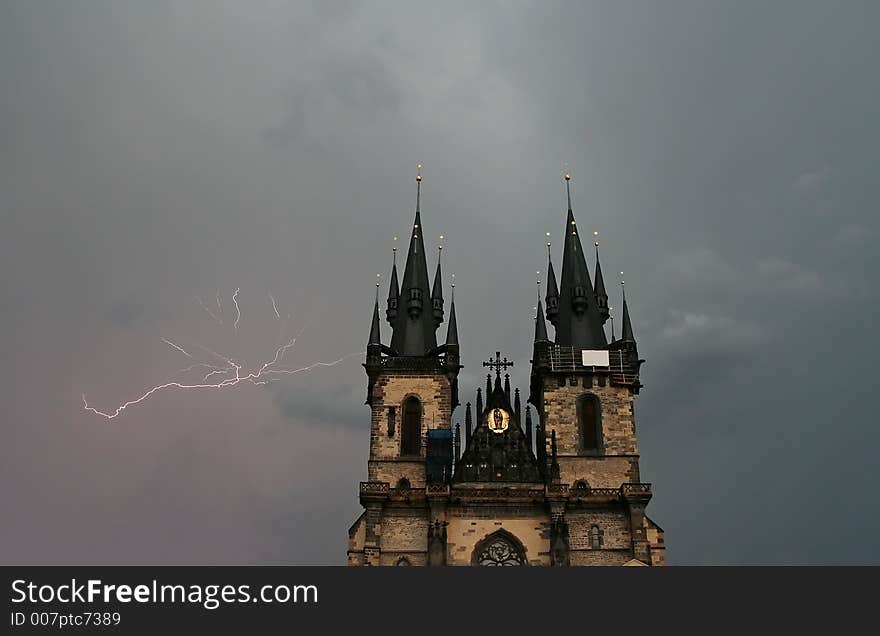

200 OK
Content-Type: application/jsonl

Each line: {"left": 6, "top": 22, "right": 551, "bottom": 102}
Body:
{"left": 348, "top": 172, "right": 665, "bottom": 566}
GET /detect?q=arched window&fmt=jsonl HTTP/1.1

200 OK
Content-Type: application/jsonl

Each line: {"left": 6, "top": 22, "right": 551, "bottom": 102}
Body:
{"left": 401, "top": 396, "right": 422, "bottom": 457}
{"left": 396, "top": 557, "right": 411, "bottom": 566}
{"left": 578, "top": 394, "right": 602, "bottom": 452}
{"left": 590, "top": 525, "right": 602, "bottom": 549}
{"left": 472, "top": 531, "right": 527, "bottom": 566}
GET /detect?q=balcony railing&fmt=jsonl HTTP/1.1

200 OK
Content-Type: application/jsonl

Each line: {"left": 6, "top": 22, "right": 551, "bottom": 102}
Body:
{"left": 542, "top": 345, "right": 640, "bottom": 385}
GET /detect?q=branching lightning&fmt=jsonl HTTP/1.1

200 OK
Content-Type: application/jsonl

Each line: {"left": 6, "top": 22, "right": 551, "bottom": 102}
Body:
{"left": 82, "top": 290, "right": 363, "bottom": 420}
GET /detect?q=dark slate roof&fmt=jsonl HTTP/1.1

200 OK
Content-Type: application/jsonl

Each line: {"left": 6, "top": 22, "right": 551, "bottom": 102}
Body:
{"left": 534, "top": 299, "right": 549, "bottom": 342}
{"left": 554, "top": 192, "right": 607, "bottom": 350}
{"left": 621, "top": 295, "right": 635, "bottom": 343}
{"left": 445, "top": 297, "right": 459, "bottom": 346}
{"left": 368, "top": 298, "right": 381, "bottom": 346}
{"left": 388, "top": 191, "right": 440, "bottom": 355}
{"left": 594, "top": 244, "right": 608, "bottom": 302}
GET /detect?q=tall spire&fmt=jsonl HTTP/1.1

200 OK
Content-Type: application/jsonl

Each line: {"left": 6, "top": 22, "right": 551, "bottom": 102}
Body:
{"left": 368, "top": 275, "right": 382, "bottom": 346}
{"left": 620, "top": 277, "right": 635, "bottom": 343}
{"left": 476, "top": 388, "right": 483, "bottom": 417}
{"left": 545, "top": 235, "right": 559, "bottom": 326}
{"left": 593, "top": 235, "right": 609, "bottom": 324}
{"left": 535, "top": 300, "right": 549, "bottom": 342}
{"left": 445, "top": 277, "right": 458, "bottom": 347}
{"left": 554, "top": 172, "right": 607, "bottom": 350}
{"left": 386, "top": 239, "right": 399, "bottom": 325}
{"left": 465, "top": 402, "right": 473, "bottom": 446}
{"left": 388, "top": 164, "right": 439, "bottom": 356}
{"left": 535, "top": 275, "right": 549, "bottom": 342}
{"left": 504, "top": 374, "right": 511, "bottom": 402}
{"left": 431, "top": 240, "right": 444, "bottom": 326}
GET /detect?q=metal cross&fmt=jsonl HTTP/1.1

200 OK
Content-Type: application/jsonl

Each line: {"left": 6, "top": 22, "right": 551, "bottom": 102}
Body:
{"left": 483, "top": 351, "right": 514, "bottom": 378}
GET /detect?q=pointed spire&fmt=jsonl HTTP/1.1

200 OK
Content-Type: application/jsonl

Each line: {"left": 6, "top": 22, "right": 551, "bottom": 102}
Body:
{"left": 545, "top": 235, "right": 559, "bottom": 326}
{"left": 476, "top": 388, "right": 483, "bottom": 417}
{"left": 525, "top": 405, "right": 533, "bottom": 452}
{"left": 504, "top": 374, "right": 511, "bottom": 402}
{"left": 555, "top": 172, "right": 607, "bottom": 350}
{"left": 621, "top": 277, "right": 635, "bottom": 343}
{"left": 465, "top": 402, "right": 473, "bottom": 445}
{"left": 486, "top": 374, "right": 492, "bottom": 398}
{"left": 593, "top": 234, "right": 609, "bottom": 324}
{"left": 454, "top": 422, "right": 461, "bottom": 461}
{"left": 389, "top": 165, "right": 439, "bottom": 356}
{"left": 431, "top": 240, "right": 444, "bottom": 326}
{"left": 445, "top": 286, "right": 458, "bottom": 347}
{"left": 368, "top": 276, "right": 382, "bottom": 346}
{"left": 386, "top": 239, "right": 400, "bottom": 325}
{"left": 535, "top": 300, "right": 549, "bottom": 342}
{"left": 514, "top": 387, "right": 521, "bottom": 423}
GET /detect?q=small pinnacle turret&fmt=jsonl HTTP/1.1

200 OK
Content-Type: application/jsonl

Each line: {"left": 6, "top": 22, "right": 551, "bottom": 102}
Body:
{"left": 593, "top": 239, "right": 609, "bottom": 324}
{"left": 545, "top": 240, "right": 559, "bottom": 326}
{"left": 431, "top": 243, "right": 445, "bottom": 327}
{"left": 386, "top": 243, "right": 400, "bottom": 325}
{"left": 445, "top": 293, "right": 458, "bottom": 347}
{"left": 620, "top": 280, "right": 635, "bottom": 345}
{"left": 535, "top": 299, "right": 549, "bottom": 343}
{"left": 368, "top": 294, "right": 381, "bottom": 347}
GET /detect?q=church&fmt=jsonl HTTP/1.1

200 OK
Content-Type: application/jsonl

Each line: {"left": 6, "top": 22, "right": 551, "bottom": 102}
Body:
{"left": 347, "top": 170, "right": 665, "bottom": 566}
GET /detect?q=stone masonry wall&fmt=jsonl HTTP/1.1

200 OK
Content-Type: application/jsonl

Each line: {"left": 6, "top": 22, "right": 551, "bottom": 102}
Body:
{"left": 367, "top": 373, "right": 454, "bottom": 486}
{"left": 445, "top": 509, "right": 550, "bottom": 566}
{"left": 542, "top": 374, "right": 639, "bottom": 487}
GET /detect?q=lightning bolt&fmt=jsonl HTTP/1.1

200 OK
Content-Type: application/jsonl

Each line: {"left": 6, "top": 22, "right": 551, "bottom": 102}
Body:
{"left": 82, "top": 292, "right": 362, "bottom": 420}
{"left": 161, "top": 338, "right": 192, "bottom": 358}
{"left": 232, "top": 287, "right": 241, "bottom": 331}
{"left": 197, "top": 296, "right": 223, "bottom": 325}
{"left": 268, "top": 292, "right": 280, "bottom": 319}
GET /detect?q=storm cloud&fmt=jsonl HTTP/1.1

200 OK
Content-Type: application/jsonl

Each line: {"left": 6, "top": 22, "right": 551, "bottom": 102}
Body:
{"left": 1, "top": 1, "right": 878, "bottom": 564}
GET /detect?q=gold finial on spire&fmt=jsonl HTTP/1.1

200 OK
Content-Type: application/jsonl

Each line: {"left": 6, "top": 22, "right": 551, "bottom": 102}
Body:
{"left": 594, "top": 230, "right": 599, "bottom": 248}
{"left": 375, "top": 273, "right": 381, "bottom": 300}
{"left": 416, "top": 163, "right": 422, "bottom": 182}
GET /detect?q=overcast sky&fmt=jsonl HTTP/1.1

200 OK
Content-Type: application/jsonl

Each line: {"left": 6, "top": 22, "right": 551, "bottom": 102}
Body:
{"left": 2, "top": 1, "right": 878, "bottom": 565}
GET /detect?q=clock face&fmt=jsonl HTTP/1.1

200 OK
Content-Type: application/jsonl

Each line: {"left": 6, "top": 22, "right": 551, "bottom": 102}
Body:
{"left": 487, "top": 407, "right": 509, "bottom": 434}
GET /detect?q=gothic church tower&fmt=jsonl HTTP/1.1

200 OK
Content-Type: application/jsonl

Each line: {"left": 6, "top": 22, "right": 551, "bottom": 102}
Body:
{"left": 348, "top": 171, "right": 664, "bottom": 566}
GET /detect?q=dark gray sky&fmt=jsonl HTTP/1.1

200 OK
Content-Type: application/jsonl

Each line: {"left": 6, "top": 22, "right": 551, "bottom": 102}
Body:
{"left": 2, "top": 1, "right": 878, "bottom": 564}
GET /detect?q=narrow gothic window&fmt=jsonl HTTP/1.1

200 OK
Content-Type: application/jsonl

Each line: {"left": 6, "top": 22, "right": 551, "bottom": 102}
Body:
{"left": 590, "top": 525, "right": 602, "bottom": 549}
{"left": 401, "top": 396, "right": 421, "bottom": 456}
{"left": 579, "top": 394, "right": 601, "bottom": 452}
{"left": 387, "top": 407, "right": 396, "bottom": 437}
